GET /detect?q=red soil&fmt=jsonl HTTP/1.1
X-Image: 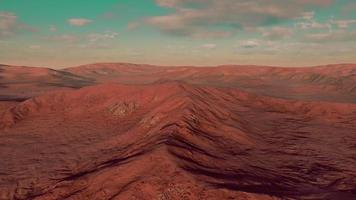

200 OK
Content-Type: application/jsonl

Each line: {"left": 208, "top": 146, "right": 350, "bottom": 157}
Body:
{"left": 0, "top": 63, "right": 356, "bottom": 199}
{"left": 0, "top": 64, "right": 94, "bottom": 101}
{"left": 65, "top": 63, "right": 356, "bottom": 103}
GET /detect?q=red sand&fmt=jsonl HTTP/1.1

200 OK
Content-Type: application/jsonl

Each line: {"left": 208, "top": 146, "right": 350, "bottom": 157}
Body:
{"left": 0, "top": 63, "right": 356, "bottom": 199}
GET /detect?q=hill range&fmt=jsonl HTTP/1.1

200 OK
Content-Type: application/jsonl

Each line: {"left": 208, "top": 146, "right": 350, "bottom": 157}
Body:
{"left": 0, "top": 63, "right": 356, "bottom": 200}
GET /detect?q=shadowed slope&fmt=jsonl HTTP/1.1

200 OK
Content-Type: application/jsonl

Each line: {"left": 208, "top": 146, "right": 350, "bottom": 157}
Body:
{"left": 0, "top": 64, "right": 95, "bottom": 101}
{"left": 1, "top": 82, "right": 355, "bottom": 199}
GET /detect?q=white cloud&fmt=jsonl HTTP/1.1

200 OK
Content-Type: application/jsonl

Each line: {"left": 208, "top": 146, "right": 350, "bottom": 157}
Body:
{"left": 79, "top": 43, "right": 112, "bottom": 49}
{"left": 260, "top": 26, "right": 293, "bottom": 40}
{"left": 304, "top": 30, "right": 356, "bottom": 43}
{"left": 80, "top": 31, "right": 118, "bottom": 49}
{"left": 240, "top": 39, "right": 260, "bottom": 48}
{"left": 0, "top": 12, "right": 36, "bottom": 38}
{"left": 45, "top": 34, "right": 80, "bottom": 43}
{"left": 201, "top": 43, "right": 217, "bottom": 49}
{"left": 192, "top": 30, "right": 232, "bottom": 39}
{"left": 147, "top": 0, "right": 333, "bottom": 37}
{"left": 0, "top": 12, "right": 18, "bottom": 37}
{"left": 296, "top": 21, "right": 331, "bottom": 30}
{"left": 45, "top": 31, "right": 119, "bottom": 46}
{"left": 294, "top": 11, "right": 332, "bottom": 31}
{"left": 330, "top": 19, "right": 356, "bottom": 29}
{"left": 29, "top": 45, "right": 41, "bottom": 49}
{"left": 300, "top": 11, "right": 315, "bottom": 20}
{"left": 68, "top": 18, "right": 93, "bottom": 26}
{"left": 87, "top": 31, "right": 118, "bottom": 42}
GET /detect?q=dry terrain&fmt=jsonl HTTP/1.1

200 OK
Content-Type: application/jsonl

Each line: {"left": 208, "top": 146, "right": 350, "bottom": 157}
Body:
{"left": 0, "top": 63, "right": 356, "bottom": 200}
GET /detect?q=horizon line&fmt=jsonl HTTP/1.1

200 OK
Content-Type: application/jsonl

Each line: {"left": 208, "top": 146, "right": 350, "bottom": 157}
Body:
{"left": 1, "top": 62, "right": 356, "bottom": 70}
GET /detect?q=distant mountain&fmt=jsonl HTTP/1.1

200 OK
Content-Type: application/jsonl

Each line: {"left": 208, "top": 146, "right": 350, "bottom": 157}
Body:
{"left": 1, "top": 63, "right": 355, "bottom": 103}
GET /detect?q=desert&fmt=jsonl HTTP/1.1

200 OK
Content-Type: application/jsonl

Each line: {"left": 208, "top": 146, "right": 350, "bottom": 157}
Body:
{"left": 1, "top": 0, "right": 356, "bottom": 199}
{"left": 1, "top": 63, "right": 356, "bottom": 199}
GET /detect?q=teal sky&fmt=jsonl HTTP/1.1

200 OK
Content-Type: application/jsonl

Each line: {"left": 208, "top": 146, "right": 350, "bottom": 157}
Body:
{"left": 0, "top": 0, "right": 355, "bottom": 68}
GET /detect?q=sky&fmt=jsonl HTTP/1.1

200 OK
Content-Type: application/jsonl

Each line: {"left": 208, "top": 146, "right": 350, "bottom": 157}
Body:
{"left": 0, "top": 0, "right": 356, "bottom": 68}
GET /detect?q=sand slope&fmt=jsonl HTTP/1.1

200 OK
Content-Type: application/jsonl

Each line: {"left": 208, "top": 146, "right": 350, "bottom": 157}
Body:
{"left": 1, "top": 80, "right": 356, "bottom": 199}
{"left": 0, "top": 64, "right": 94, "bottom": 101}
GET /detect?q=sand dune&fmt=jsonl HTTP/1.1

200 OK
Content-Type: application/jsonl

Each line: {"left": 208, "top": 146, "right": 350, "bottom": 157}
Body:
{"left": 0, "top": 64, "right": 356, "bottom": 199}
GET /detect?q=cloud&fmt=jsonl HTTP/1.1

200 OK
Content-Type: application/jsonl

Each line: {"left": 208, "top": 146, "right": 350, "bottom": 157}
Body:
{"left": 330, "top": 19, "right": 356, "bottom": 29}
{"left": 127, "top": 21, "right": 140, "bottom": 31}
{"left": 127, "top": 50, "right": 144, "bottom": 57}
{"left": 29, "top": 45, "right": 41, "bottom": 49}
{"left": 260, "top": 26, "right": 293, "bottom": 40}
{"left": 0, "top": 12, "right": 36, "bottom": 38}
{"left": 342, "top": 2, "right": 356, "bottom": 15}
{"left": 295, "top": 11, "right": 331, "bottom": 30}
{"left": 191, "top": 30, "right": 232, "bottom": 39}
{"left": 44, "top": 31, "right": 119, "bottom": 50}
{"left": 49, "top": 25, "right": 57, "bottom": 32}
{"left": 304, "top": 30, "right": 356, "bottom": 43}
{"left": 201, "top": 43, "right": 217, "bottom": 49}
{"left": 87, "top": 31, "right": 118, "bottom": 42}
{"left": 147, "top": 0, "right": 333, "bottom": 37}
{"left": 68, "top": 18, "right": 93, "bottom": 26}
{"left": 294, "top": 10, "right": 356, "bottom": 35}
{"left": 0, "top": 12, "right": 28, "bottom": 38}
{"left": 296, "top": 21, "right": 331, "bottom": 30}
{"left": 240, "top": 39, "right": 260, "bottom": 48}
{"left": 0, "top": 12, "right": 17, "bottom": 37}
{"left": 82, "top": 31, "right": 118, "bottom": 49}
{"left": 146, "top": 14, "right": 232, "bottom": 38}
{"left": 78, "top": 43, "right": 112, "bottom": 49}
{"left": 45, "top": 34, "right": 80, "bottom": 43}
{"left": 300, "top": 11, "right": 315, "bottom": 20}
{"left": 46, "top": 31, "right": 118, "bottom": 43}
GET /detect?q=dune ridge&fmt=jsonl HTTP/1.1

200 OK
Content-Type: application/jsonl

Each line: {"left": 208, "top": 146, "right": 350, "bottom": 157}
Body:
{"left": 1, "top": 80, "right": 356, "bottom": 199}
